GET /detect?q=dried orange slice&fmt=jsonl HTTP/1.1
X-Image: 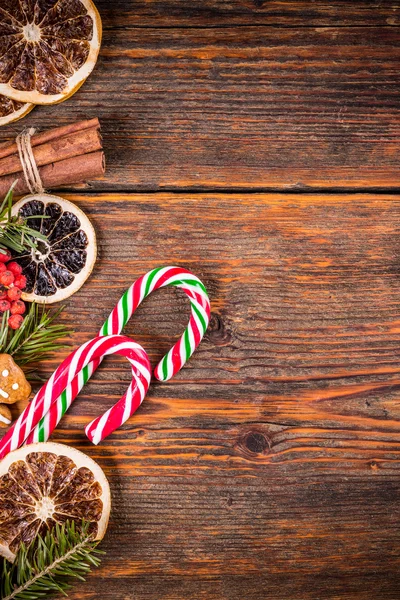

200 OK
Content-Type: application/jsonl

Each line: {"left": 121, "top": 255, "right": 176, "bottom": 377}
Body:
{"left": 0, "top": 442, "right": 111, "bottom": 562}
{"left": 0, "top": 94, "right": 33, "bottom": 126}
{"left": 11, "top": 194, "right": 97, "bottom": 304}
{"left": 0, "top": 0, "right": 102, "bottom": 105}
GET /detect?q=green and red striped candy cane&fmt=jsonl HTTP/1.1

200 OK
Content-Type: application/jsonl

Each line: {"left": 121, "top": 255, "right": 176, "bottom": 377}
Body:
{"left": 25, "top": 266, "right": 210, "bottom": 445}
{"left": 101, "top": 266, "right": 210, "bottom": 381}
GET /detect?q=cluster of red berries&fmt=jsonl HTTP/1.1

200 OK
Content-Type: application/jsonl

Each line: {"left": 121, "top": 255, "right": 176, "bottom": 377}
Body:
{"left": 0, "top": 250, "right": 27, "bottom": 330}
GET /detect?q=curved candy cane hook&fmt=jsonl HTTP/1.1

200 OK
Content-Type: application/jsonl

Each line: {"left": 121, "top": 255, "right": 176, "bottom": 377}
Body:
{"left": 0, "top": 335, "right": 151, "bottom": 458}
{"left": 16, "top": 266, "right": 210, "bottom": 449}
{"left": 101, "top": 266, "right": 211, "bottom": 381}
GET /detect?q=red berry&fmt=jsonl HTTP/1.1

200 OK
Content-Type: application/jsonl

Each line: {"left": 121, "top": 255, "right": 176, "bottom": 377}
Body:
{"left": 0, "top": 249, "right": 11, "bottom": 263}
{"left": 10, "top": 300, "right": 25, "bottom": 315}
{"left": 0, "top": 271, "right": 14, "bottom": 287}
{"left": 0, "top": 264, "right": 6, "bottom": 274}
{"left": 6, "top": 262, "right": 22, "bottom": 276}
{"left": 8, "top": 314, "right": 23, "bottom": 330}
{"left": 0, "top": 288, "right": 7, "bottom": 301}
{"left": 0, "top": 299, "right": 11, "bottom": 312}
{"left": 13, "top": 275, "right": 27, "bottom": 290}
{"left": 7, "top": 287, "right": 22, "bottom": 301}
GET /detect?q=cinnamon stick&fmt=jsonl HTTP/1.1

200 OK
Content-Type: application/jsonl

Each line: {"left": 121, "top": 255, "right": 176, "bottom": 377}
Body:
{"left": 0, "top": 118, "right": 100, "bottom": 160}
{"left": 0, "top": 126, "right": 102, "bottom": 177}
{"left": 0, "top": 151, "right": 105, "bottom": 197}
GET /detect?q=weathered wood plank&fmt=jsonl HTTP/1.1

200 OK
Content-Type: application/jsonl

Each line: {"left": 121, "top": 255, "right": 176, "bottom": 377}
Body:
{"left": 97, "top": 0, "right": 400, "bottom": 28}
{"left": 1, "top": 27, "right": 399, "bottom": 191}
{"left": 19, "top": 192, "right": 400, "bottom": 599}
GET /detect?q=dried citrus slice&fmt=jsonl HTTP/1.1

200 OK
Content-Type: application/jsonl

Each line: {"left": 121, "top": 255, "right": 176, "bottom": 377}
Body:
{"left": 0, "top": 0, "right": 102, "bottom": 105}
{"left": 12, "top": 193, "right": 97, "bottom": 304}
{"left": 0, "top": 442, "right": 111, "bottom": 562}
{"left": 0, "top": 94, "right": 33, "bottom": 126}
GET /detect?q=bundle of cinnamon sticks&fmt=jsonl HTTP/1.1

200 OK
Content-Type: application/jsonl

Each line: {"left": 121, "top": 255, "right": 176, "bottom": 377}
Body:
{"left": 0, "top": 118, "right": 105, "bottom": 197}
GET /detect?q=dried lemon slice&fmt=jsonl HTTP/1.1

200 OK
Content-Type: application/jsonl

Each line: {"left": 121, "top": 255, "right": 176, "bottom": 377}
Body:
{"left": 0, "top": 0, "right": 102, "bottom": 105}
{"left": 11, "top": 194, "right": 97, "bottom": 304}
{"left": 0, "top": 94, "right": 33, "bottom": 126}
{"left": 0, "top": 442, "right": 111, "bottom": 562}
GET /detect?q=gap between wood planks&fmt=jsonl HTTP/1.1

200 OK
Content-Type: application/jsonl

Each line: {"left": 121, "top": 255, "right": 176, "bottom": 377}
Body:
{"left": 53, "top": 186, "right": 400, "bottom": 195}
{"left": 101, "top": 24, "right": 400, "bottom": 30}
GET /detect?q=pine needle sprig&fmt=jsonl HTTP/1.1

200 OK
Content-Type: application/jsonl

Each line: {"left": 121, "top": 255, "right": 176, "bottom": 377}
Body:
{"left": 0, "top": 184, "right": 47, "bottom": 254}
{"left": 0, "top": 521, "right": 104, "bottom": 600}
{"left": 0, "top": 186, "right": 71, "bottom": 366}
{"left": 0, "top": 303, "right": 72, "bottom": 365}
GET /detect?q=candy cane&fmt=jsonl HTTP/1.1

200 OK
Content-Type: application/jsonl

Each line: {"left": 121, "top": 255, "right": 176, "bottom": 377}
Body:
{"left": 25, "top": 359, "right": 100, "bottom": 445}
{"left": 0, "top": 335, "right": 151, "bottom": 459}
{"left": 27, "top": 266, "right": 210, "bottom": 445}
{"left": 102, "top": 265, "right": 210, "bottom": 381}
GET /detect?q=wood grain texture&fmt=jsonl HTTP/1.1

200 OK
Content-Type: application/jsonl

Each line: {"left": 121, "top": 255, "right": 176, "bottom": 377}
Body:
{"left": 22, "top": 192, "right": 400, "bottom": 600}
{"left": 85, "top": 1, "right": 400, "bottom": 28}
{"left": 1, "top": 2, "right": 399, "bottom": 598}
{"left": 0, "top": 25, "right": 399, "bottom": 191}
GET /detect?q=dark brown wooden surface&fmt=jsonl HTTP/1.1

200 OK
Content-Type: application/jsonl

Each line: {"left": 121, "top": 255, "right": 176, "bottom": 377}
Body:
{"left": 1, "top": 17, "right": 400, "bottom": 191}
{"left": 99, "top": 1, "right": 400, "bottom": 27}
{"left": 3, "top": 2, "right": 400, "bottom": 599}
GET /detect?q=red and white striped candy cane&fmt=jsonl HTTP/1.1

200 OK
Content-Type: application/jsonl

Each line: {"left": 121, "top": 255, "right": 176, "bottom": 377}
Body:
{"left": 0, "top": 335, "right": 151, "bottom": 459}
{"left": 26, "top": 266, "right": 210, "bottom": 445}
{"left": 25, "top": 359, "right": 100, "bottom": 445}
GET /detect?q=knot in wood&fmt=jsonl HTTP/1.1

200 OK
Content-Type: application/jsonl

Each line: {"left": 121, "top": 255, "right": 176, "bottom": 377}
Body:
{"left": 237, "top": 430, "right": 271, "bottom": 459}
{"left": 245, "top": 432, "right": 269, "bottom": 454}
{"left": 206, "top": 313, "right": 232, "bottom": 346}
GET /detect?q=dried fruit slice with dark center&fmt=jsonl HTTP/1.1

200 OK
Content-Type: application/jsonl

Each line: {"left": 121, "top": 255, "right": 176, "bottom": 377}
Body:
{"left": 0, "top": 442, "right": 110, "bottom": 562}
{"left": 0, "top": 94, "right": 33, "bottom": 126}
{"left": 0, "top": 0, "right": 102, "bottom": 105}
{"left": 12, "top": 193, "right": 97, "bottom": 304}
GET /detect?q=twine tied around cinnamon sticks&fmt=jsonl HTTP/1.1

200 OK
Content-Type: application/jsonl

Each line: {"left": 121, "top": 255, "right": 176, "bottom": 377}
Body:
{"left": 0, "top": 118, "right": 105, "bottom": 197}
{"left": 16, "top": 128, "right": 45, "bottom": 195}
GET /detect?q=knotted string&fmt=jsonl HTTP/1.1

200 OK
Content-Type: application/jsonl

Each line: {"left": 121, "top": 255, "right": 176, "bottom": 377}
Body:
{"left": 16, "top": 128, "right": 45, "bottom": 194}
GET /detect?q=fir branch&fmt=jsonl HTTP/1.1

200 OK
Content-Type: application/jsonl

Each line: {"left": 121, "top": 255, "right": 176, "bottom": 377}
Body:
{"left": 0, "top": 521, "right": 104, "bottom": 600}
{"left": 0, "top": 185, "right": 47, "bottom": 254}
{"left": 0, "top": 187, "right": 70, "bottom": 367}
{"left": 0, "top": 303, "right": 72, "bottom": 366}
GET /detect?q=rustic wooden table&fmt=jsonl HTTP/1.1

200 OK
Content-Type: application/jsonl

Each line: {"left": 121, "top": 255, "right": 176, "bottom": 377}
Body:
{"left": 2, "top": 2, "right": 400, "bottom": 598}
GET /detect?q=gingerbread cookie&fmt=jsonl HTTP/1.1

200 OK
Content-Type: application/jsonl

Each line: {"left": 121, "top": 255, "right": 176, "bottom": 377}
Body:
{"left": 0, "top": 404, "right": 11, "bottom": 427}
{"left": 0, "top": 354, "right": 31, "bottom": 404}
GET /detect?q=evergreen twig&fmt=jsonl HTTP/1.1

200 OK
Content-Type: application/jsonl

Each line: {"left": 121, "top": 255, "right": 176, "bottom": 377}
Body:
{"left": 0, "top": 186, "right": 71, "bottom": 366}
{"left": 0, "top": 303, "right": 72, "bottom": 365}
{"left": 0, "top": 184, "right": 47, "bottom": 254}
{"left": 0, "top": 521, "right": 104, "bottom": 600}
